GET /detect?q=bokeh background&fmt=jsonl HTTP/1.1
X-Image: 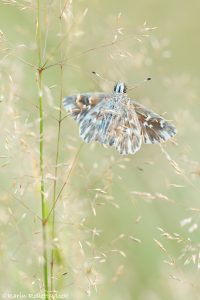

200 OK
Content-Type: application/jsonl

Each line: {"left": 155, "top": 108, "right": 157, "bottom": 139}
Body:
{"left": 0, "top": 0, "right": 200, "bottom": 299}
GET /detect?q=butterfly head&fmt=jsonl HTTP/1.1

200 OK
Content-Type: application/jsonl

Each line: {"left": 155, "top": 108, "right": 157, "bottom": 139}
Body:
{"left": 113, "top": 82, "right": 127, "bottom": 94}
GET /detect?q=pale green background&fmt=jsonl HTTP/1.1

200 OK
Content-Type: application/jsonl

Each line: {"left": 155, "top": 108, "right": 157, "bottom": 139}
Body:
{"left": 0, "top": 1, "right": 200, "bottom": 299}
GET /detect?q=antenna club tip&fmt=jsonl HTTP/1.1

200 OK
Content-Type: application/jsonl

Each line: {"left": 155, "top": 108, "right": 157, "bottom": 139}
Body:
{"left": 147, "top": 77, "right": 151, "bottom": 81}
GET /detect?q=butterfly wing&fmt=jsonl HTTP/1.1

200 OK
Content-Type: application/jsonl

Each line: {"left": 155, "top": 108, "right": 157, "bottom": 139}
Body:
{"left": 63, "top": 92, "right": 110, "bottom": 123}
{"left": 133, "top": 101, "right": 177, "bottom": 144}
{"left": 107, "top": 105, "right": 142, "bottom": 155}
{"left": 63, "top": 91, "right": 176, "bottom": 154}
{"left": 79, "top": 96, "right": 142, "bottom": 155}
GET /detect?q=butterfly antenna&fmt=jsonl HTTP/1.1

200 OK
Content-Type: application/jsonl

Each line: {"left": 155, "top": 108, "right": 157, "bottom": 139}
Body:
{"left": 91, "top": 71, "right": 116, "bottom": 84}
{"left": 128, "top": 77, "right": 151, "bottom": 91}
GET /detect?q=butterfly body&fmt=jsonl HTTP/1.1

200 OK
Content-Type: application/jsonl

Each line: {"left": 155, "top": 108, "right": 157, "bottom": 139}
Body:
{"left": 63, "top": 83, "right": 176, "bottom": 155}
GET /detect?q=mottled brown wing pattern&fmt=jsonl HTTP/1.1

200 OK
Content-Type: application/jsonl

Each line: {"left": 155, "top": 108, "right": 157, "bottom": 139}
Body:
{"left": 63, "top": 92, "right": 110, "bottom": 123}
{"left": 106, "top": 103, "right": 142, "bottom": 155}
{"left": 133, "top": 101, "right": 177, "bottom": 144}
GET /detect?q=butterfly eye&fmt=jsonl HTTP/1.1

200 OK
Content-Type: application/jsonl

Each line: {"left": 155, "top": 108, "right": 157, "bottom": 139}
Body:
{"left": 113, "top": 82, "right": 127, "bottom": 94}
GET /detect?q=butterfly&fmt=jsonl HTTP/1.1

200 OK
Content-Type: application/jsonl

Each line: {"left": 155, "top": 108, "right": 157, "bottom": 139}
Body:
{"left": 63, "top": 82, "right": 177, "bottom": 155}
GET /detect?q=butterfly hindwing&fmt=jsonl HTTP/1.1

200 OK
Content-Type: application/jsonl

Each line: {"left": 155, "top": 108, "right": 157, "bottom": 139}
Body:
{"left": 79, "top": 96, "right": 142, "bottom": 155}
{"left": 109, "top": 106, "right": 142, "bottom": 155}
{"left": 79, "top": 97, "right": 113, "bottom": 144}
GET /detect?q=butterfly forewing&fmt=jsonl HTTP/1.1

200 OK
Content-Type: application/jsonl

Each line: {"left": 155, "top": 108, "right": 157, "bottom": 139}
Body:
{"left": 63, "top": 92, "right": 110, "bottom": 123}
{"left": 133, "top": 101, "right": 177, "bottom": 144}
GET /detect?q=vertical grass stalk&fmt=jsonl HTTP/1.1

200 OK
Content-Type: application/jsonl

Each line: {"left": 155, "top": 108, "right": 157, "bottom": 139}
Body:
{"left": 50, "top": 64, "right": 63, "bottom": 292}
{"left": 37, "top": 1, "right": 49, "bottom": 299}
{"left": 50, "top": 3, "right": 65, "bottom": 290}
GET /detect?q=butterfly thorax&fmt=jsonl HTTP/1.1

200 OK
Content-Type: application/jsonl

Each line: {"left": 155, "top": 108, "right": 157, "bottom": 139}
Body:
{"left": 112, "top": 82, "right": 129, "bottom": 108}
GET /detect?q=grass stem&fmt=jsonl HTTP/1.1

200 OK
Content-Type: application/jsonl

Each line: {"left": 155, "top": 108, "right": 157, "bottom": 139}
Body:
{"left": 50, "top": 65, "right": 63, "bottom": 292}
{"left": 37, "top": 1, "right": 49, "bottom": 299}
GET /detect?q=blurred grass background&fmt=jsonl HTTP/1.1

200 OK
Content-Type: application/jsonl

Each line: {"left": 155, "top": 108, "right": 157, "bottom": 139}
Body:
{"left": 0, "top": 0, "right": 200, "bottom": 299}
